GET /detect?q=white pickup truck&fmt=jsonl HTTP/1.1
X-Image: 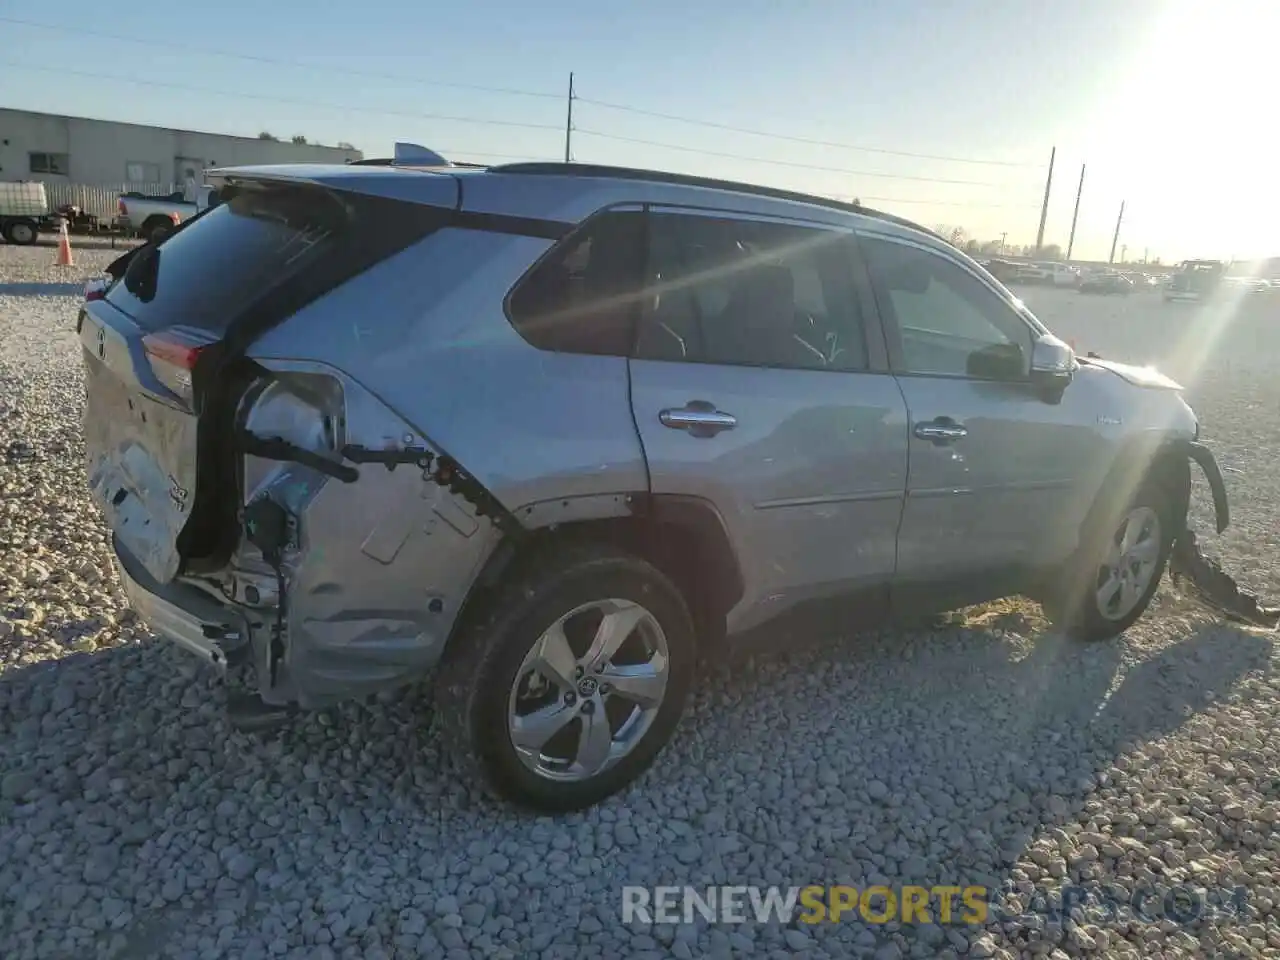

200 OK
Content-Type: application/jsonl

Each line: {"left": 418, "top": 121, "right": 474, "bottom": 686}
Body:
{"left": 116, "top": 184, "right": 216, "bottom": 242}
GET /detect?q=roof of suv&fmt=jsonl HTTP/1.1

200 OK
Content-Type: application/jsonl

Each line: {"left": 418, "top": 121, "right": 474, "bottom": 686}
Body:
{"left": 212, "top": 160, "right": 941, "bottom": 244}
{"left": 485, "top": 162, "right": 937, "bottom": 237}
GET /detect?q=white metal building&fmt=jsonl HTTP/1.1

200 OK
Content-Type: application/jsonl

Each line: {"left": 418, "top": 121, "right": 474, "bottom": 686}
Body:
{"left": 0, "top": 108, "right": 362, "bottom": 188}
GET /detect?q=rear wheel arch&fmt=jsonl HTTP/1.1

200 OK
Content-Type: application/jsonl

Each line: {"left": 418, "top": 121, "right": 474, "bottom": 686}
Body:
{"left": 141, "top": 214, "right": 174, "bottom": 236}
{"left": 447, "top": 494, "right": 744, "bottom": 656}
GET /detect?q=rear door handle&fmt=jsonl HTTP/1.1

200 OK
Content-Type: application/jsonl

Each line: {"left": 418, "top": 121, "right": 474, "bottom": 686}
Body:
{"left": 914, "top": 418, "right": 968, "bottom": 445}
{"left": 659, "top": 400, "right": 737, "bottom": 437}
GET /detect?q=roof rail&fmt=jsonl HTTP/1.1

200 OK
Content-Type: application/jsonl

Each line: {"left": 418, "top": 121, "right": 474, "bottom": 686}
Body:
{"left": 488, "top": 161, "right": 934, "bottom": 236}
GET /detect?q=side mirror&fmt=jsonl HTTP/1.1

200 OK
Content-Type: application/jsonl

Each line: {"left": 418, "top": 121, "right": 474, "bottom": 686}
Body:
{"left": 966, "top": 341, "right": 1026, "bottom": 380}
{"left": 1029, "top": 334, "right": 1076, "bottom": 401}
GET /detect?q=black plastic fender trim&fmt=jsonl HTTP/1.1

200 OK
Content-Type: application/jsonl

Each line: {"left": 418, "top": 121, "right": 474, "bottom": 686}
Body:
{"left": 1186, "top": 441, "right": 1229, "bottom": 533}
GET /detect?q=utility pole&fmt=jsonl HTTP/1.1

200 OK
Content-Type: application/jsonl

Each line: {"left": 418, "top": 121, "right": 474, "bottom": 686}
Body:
{"left": 564, "top": 72, "right": 575, "bottom": 163}
{"left": 1109, "top": 200, "right": 1125, "bottom": 264}
{"left": 1066, "top": 163, "right": 1085, "bottom": 262}
{"left": 1035, "top": 146, "right": 1055, "bottom": 255}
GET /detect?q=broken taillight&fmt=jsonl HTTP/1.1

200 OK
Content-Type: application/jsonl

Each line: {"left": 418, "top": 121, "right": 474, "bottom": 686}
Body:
{"left": 142, "top": 329, "right": 214, "bottom": 403}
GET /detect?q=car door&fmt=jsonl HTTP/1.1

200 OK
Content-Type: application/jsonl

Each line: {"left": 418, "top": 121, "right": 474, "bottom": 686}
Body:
{"left": 856, "top": 231, "right": 1106, "bottom": 615}
{"left": 627, "top": 206, "right": 909, "bottom": 636}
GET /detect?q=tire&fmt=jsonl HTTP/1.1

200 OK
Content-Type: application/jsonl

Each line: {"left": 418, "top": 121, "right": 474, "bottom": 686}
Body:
{"left": 2, "top": 219, "right": 38, "bottom": 245}
{"left": 435, "top": 543, "right": 696, "bottom": 812}
{"left": 1046, "top": 474, "right": 1179, "bottom": 640}
{"left": 143, "top": 217, "right": 173, "bottom": 244}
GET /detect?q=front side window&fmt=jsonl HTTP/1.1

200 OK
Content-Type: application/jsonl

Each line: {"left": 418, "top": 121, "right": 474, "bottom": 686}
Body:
{"left": 634, "top": 212, "right": 868, "bottom": 371}
{"left": 861, "top": 236, "right": 1032, "bottom": 380}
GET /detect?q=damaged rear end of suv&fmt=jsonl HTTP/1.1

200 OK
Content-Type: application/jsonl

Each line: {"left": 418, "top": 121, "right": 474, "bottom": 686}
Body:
{"left": 81, "top": 165, "right": 510, "bottom": 718}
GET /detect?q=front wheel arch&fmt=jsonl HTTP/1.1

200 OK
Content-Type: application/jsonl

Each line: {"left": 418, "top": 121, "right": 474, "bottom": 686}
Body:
{"left": 1041, "top": 439, "right": 1191, "bottom": 636}
{"left": 1080, "top": 438, "right": 1192, "bottom": 549}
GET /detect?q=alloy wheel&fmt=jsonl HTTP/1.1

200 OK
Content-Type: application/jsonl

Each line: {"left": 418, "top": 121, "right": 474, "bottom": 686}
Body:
{"left": 1095, "top": 506, "right": 1162, "bottom": 621}
{"left": 507, "top": 598, "right": 670, "bottom": 782}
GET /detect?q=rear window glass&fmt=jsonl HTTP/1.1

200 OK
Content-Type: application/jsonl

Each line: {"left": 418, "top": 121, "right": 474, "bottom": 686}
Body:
{"left": 107, "top": 186, "right": 346, "bottom": 332}
{"left": 505, "top": 210, "right": 646, "bottom": 356}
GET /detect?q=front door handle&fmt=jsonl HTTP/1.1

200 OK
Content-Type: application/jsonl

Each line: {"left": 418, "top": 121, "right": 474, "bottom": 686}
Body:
{"left": 659, "top": 400, "right": 737, "bottom": 437}
{"left": 914, "top": 418, "right": 968, "bottom": 445}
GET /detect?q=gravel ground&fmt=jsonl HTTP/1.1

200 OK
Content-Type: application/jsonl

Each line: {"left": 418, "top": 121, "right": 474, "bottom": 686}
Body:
{"left": 2, "top": 241, "right": 1280, "bottom": 960}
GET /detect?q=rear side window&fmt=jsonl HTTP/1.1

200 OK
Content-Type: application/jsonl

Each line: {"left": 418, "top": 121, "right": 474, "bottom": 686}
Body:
{"left": 107, "top": 185, "right": 352, "bottom": 333}
{"left": 635, "top": 212, "right": 868, "bottom": 371}
{"left": 506, "top": 211, "right": 646, "bottom": 356}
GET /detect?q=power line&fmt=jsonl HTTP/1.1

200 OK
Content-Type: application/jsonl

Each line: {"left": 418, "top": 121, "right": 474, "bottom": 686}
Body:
{"left": 0, "top": 61, "right": 565, "bottom": 133}
{"left": 439, "top": 148, "right": 561, "bottom": 162}
{"left": 577, "top": 97, "right": 1042, "bottom": 167}
{"left": 0, "top": 15, "right": 563, "bottom": 100}
{"left": 574, "top": 128, "right": 1029, "bottom": 187}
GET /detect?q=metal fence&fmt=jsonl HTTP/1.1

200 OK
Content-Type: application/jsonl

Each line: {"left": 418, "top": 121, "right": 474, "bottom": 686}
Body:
{"left": 43, "top": 182, "right": 179, "bottom": 224}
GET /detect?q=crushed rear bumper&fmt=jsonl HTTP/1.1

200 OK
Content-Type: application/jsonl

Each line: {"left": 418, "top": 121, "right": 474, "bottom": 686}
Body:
{"left": 113, "top": 535, "right": 249, "bottom": 669}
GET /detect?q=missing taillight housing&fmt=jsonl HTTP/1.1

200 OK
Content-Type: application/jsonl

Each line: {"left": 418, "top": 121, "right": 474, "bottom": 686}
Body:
{"left": 143, "top": 330, "right": 215, "bottom": 403}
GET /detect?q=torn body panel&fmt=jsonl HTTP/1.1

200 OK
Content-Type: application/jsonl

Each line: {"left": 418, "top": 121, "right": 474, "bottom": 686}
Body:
{"left": 1166, "top": 440, "right": 1277, "bottom": 628}
{"left": 199, "top": 360, "right": 504, "bottom": 708}
{"left": 80, "top": 300, "right": 214, "bottom": 584}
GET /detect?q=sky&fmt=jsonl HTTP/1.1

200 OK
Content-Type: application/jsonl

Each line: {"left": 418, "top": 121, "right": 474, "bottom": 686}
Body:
{"left": 1, "top": 0, "right": 1275, "bottom": 262}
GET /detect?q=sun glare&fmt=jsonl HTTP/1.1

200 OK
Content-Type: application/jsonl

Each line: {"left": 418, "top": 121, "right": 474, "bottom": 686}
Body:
{"left": 1086, "top": 1, "right": 1277, "bottom": 259}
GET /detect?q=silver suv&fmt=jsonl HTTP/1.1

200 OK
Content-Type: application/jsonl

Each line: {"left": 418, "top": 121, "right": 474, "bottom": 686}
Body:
{"left": 79, "top": 160, "right": 1229, "bottom": 811}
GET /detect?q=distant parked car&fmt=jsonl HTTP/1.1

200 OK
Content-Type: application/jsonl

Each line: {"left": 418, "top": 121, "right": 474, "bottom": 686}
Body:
{"left": 1050, "top": 263, "right": 1082, "bottom": 287}
{"left": 1223, "top": 276, "right": 1271, "bottom": 296}
{"left": 1164, "top": 260, "right": 1226, "bottom": 303}
{"left": 1013, "top": 262, "right": 1079, "bottom": 287}
{"left": 1013, "top": 262, "right": 1051, "bottom": 283}
{"left": 1080, "top": 271, "right": 1134, "bottom": 295}
{"left": 117, "top": 185, "right": 216, "bottom": 243}
{"left": 983, "top": 258, "right": 1021, "bottom": 283}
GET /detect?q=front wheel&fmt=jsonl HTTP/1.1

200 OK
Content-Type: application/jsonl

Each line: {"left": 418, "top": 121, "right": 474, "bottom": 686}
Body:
{"left": 1046, "top": 476, "right": 1178, "bottom": 640}
{"left": 435, "top": 544, "right": 696, "bottom": 812}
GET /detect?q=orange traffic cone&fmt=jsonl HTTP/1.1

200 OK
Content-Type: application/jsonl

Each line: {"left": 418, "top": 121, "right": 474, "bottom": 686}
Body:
{"left": 55, "top": 219, "right": 74, "bottom": 267}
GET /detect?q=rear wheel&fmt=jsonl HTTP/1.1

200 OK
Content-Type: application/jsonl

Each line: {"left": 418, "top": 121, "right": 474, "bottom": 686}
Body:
{"left": 2, "top": 219, "right": 38, "bottom": 245}
{"left": 142, "top": 217, "right": 174, "bottom": 244}
{"left": 1046, "top": 476, "right": 1177, "bottom": 640}
{"left": 435, "top": 544, "right": 696, "bottom": 812}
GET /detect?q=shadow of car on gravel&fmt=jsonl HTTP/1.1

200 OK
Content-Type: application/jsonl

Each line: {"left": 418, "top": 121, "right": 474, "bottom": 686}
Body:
{"left": 0, "top": 617, "right": 1268, "bottom": 958}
